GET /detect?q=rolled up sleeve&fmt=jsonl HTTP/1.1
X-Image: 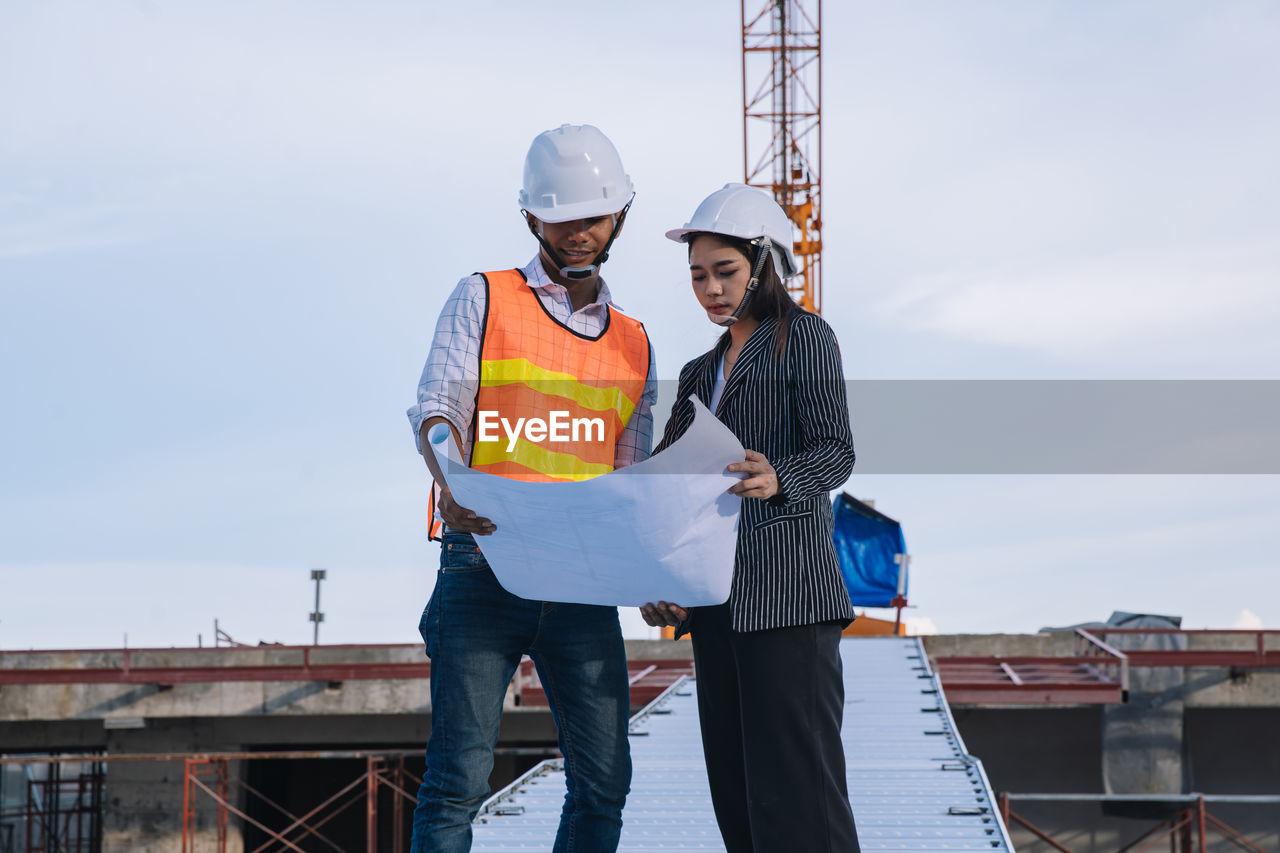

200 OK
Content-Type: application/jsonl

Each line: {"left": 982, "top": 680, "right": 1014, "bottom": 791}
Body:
{"left": 406, "top": 276, "right": 485, "bottom": 455}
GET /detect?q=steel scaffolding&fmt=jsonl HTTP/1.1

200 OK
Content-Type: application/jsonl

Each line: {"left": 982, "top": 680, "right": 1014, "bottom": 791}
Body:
{"left": 1000, "top": 793, "right": 1279, "bottom": 853}
{"left": 0, "top": 760, "right": 104, "bottom": 853}
{"left": 181, "top": 752, "right": 417, "bottom": 853}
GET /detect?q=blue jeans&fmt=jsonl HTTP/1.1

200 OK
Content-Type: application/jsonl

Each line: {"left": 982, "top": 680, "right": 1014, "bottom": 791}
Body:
{"left": 410, "top": 531, "right": 632, "bottom": 853}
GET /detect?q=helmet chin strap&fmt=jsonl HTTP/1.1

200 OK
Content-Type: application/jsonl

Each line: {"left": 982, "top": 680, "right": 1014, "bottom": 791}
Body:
{"left": 525, "top": 200, "right": 632, "bottom": 281}
{"left": 713, "top": 237, "right": 772, "bottom": 327}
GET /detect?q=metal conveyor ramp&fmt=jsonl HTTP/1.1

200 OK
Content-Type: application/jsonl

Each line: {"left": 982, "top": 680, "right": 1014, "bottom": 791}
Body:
{"left": 471, "top": 637, "right": 1013, "bottom": 851}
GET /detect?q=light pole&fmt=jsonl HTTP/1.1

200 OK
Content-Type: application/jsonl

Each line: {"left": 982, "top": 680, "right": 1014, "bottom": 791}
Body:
{"left": 309, "top": 569, "right": 326, "bottom": 645}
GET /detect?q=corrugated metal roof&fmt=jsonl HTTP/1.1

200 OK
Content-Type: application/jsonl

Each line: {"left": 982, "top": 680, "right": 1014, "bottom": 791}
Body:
{"left": 472, "top": 637, "right": 1013, "bottom": 851}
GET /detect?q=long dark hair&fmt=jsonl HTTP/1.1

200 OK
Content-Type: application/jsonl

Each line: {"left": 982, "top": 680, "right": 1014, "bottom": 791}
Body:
{"left": 689, "top": 233, "right": 803, "bottom": 357}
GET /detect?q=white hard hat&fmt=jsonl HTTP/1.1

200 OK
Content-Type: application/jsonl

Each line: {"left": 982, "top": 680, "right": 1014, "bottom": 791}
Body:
{"left": 665, "top": 183, "right": 798, "bottom": 279}
{"left": 519, "top": 124, "right": 634, "bottom": 223}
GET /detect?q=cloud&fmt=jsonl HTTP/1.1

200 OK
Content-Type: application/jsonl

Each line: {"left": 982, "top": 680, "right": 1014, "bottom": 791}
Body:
{"left": 905, "top": 616, "right": 939, "bottom": 636}
{"left": 1231, "top": 608, "right": 1263, "bottom": 630}
{"left": 874, "top": 239, "right": 1280, "bottom": 368}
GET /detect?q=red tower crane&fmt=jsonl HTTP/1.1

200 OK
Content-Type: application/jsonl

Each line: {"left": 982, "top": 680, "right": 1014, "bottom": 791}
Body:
{"left": 742, "top": 0, "right": 822, "bottom": 314}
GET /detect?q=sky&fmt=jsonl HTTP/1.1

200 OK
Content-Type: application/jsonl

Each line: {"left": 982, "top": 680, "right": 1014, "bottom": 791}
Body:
{"left": 2, "top": 0, "right": 1278, "bottom": 649}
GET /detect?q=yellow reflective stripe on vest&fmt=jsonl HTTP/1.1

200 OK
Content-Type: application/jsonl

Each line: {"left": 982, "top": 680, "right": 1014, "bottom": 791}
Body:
{"left": 479, "top": 357, "right": 639, "bottom": 425}
{"left": 471, "top": 434, "right": 614, "bottom": 481}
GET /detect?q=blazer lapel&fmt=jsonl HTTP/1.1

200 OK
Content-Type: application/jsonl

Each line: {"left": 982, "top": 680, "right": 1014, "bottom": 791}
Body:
{"left": 716, "top": 315, "right": 778, "bottom": 417}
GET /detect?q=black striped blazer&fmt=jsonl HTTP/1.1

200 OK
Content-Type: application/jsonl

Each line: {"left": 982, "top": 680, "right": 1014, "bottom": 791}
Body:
{"left": 656, "top": 311, "right": 856, "bottom": 633}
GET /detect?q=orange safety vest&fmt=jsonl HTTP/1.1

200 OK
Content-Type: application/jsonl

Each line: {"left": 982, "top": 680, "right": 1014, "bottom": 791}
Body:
{"left": 427, "top": 268, "right": 650, "bottom": 538}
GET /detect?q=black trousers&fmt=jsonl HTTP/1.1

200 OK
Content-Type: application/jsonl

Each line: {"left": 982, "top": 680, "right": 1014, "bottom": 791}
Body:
{"left": 690, "top": 604, "right": 861, "bottom": 852}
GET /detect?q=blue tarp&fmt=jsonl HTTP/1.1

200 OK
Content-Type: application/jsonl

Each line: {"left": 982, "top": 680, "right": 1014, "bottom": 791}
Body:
{"left": 832, "top": 493, "right": 907, "bottom": 608}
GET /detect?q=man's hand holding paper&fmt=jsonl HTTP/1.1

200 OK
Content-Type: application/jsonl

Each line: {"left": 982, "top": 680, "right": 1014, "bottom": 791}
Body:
{"left": 428, "top": 397, "right": 741, "bottom": 607}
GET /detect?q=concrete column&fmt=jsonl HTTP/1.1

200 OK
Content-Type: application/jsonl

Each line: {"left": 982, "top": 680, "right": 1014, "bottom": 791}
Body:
{"left": 1102, "top": 614, "right": 1189, "bottom": 795}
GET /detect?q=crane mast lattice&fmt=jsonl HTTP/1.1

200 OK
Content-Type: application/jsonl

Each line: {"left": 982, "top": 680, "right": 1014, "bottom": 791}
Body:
{"left": 741, "top": 0, "right": 822, "bottom": 314}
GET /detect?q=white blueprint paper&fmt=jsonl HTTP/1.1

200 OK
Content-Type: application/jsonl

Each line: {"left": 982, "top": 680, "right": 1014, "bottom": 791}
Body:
{"left": 428, "top": 398, "right": 743, "bottom": 607}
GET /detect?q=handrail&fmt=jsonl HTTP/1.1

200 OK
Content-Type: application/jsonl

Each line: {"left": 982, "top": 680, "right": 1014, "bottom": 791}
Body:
{"left": 1075, "top": 628, "right": 1129, "bottom": 660}
{"left": 1075, "top": 628, "right": 1130, "bottom": 695}
{"left": 1082, "top": 627, "right": 1278, "bottom": 668}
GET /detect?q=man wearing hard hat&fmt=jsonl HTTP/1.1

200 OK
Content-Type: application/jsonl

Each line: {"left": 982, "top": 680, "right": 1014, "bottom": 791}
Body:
{"left": 406, "top": 124, "right": 654, "bottom": 852}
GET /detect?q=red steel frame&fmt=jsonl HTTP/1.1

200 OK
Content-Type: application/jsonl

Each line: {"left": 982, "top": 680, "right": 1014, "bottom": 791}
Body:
{"left": 0, "top": 643, "right": 428, "bottom": 687}
{"left": 19, "top": 761, "right": 103, "bottom": 853}
{"left": 999, "top": 793, "right": 1275, "bottom": 853}
{"left": 178, "top": 752, "right": 417, "bottom": 853}
{"left": 0, "top": 644, "right": 693, "bottom": 707}
{"left": 936, "top": 628, "right": 1131, "bottom": 704}
{"left": 182, "top": 758, "right": 228, "bottom": 853}
{"left": 742, "top": 0, "right": 823, "bottom": 313}
{"left": 4, "top": 629, "right": 1273, "bottom": 707}
{"left": 935, "top": 628, "right": 1280, "bottom": 705}
{"left": 5, "top": 630, "right": 1274, "bottom": 707}
{"left": 1088, "top": 628, "right": 1280, "bottom": 668}
{"left": 2, "top": 750, "right": 461, "bottom": 853}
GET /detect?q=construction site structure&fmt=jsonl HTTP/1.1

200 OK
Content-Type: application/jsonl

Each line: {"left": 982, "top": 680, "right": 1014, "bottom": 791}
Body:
{"left": 742, "top": 0, "right": 823, "bottom": 313}
{"left": 3, "top": 630, "right": 1280, "bottom": 851}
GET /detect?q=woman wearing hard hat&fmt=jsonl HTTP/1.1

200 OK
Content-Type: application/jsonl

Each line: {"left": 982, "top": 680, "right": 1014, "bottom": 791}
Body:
{"left": 641, "top": 184, "right": 861, "bottom": 852}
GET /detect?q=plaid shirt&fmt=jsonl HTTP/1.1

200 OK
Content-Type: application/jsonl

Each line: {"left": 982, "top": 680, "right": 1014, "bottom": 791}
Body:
{"left": 407, "top": 255, "right": 657, "bottom": 468}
